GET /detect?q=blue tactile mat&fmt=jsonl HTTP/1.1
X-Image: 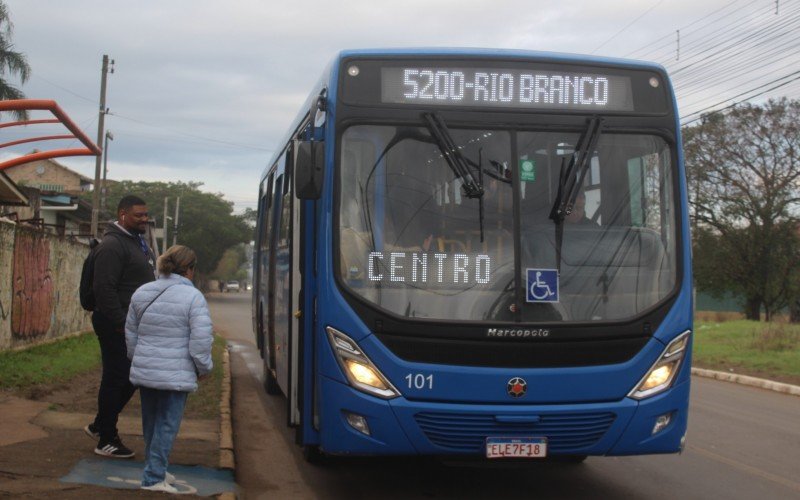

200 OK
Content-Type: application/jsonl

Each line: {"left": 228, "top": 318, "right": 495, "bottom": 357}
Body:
{"left": 61, "top": 458, "right": 236, "bottom": 496}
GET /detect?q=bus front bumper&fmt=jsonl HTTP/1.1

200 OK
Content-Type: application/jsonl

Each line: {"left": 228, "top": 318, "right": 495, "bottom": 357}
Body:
{"left": 317, "top": 375, "right": 690, "bottom": 457}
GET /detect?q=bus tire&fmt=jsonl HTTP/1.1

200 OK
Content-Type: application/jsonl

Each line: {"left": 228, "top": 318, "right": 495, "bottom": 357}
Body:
{"left": 263, "top": 358, "right": 281, "bottom": 395}
{"left": 302, "top": 445, "right": 326, "bottom": 465}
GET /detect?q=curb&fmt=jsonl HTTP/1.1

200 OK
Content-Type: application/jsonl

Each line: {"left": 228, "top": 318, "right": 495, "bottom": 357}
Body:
{"left": 218, "top": 346, "right": 236, "bottom": 499}
{"left": 691, "top": 367, "right": 800, "bottom": 397}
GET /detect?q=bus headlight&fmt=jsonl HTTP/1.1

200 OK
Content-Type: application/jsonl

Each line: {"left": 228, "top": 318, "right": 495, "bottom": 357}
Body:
{"left": 629, "top": 331, "right": 690, "bottom": 400}
{"left": 326, "top": 327, "right": 399, "bottom": 399}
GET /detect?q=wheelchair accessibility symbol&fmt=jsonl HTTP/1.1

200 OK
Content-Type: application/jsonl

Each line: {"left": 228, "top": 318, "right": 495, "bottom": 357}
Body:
{"left": 526, "top": 269, "right": 559, "bottom": 303}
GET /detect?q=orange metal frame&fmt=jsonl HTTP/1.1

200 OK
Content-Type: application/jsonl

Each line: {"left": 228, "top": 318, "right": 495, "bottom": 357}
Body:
{"left": 0, "top": 99, "right": 101, "bottom": 170}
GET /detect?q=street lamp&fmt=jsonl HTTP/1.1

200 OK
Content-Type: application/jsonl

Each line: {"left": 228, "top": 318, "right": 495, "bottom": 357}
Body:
{"left": 101, "top": 130, "right": 114, "bottom": 212}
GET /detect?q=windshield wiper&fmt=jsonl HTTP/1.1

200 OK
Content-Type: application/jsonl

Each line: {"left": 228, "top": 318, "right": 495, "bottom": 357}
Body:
{"left": 423, "top": 112, "right": 484, "bottom": 199}
{"left": 423, "top": 112, "right": 488, "bottom": 242}
{"left": 549, "top": 116, "right": 603, "bottom": 271}
{"left": 550, "top": 116, "right": 602, "bottom": 223}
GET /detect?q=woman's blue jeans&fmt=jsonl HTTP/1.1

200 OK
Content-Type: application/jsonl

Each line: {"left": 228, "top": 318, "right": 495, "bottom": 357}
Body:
{"left": 140, "top": 387, "right": 188, "bottom": 486}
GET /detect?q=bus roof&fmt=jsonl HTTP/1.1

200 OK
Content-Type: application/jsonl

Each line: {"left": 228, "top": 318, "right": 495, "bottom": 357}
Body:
{"left": 335, "top": 47, "right": 667, "bottom": 73}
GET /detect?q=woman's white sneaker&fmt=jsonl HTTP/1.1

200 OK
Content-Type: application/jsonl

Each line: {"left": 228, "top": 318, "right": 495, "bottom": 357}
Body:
{"left": 141, "top": 480, "right": 178, "bottom": 493}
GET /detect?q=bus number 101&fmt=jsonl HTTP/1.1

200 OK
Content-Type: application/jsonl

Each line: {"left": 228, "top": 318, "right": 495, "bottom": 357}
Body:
{"left": 405, "top": 373, "right": 434, "bottom": 390}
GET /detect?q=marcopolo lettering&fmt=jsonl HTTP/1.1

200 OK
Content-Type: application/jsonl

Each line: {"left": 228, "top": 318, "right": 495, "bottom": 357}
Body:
{"left": 487, "top": 328, "right": 550, "bottom": 338}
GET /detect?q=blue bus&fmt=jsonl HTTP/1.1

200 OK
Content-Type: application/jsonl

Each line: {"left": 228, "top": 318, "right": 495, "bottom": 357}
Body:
{"left": 253, "top": 49, "right": 692, "bottom": 462}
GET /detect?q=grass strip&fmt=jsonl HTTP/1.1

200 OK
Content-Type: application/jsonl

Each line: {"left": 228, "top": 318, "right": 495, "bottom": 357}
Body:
{"left": 0, "top": 333, "right": 100, "bottom": 390}
{"left": 693, "top": 320, "right": 800, "bottom": 383}
{"left": 185, "top": 334, "right": 226, "bottom": 419}
{"left": 0, "top": 332, "right": 226, "bottom": 420}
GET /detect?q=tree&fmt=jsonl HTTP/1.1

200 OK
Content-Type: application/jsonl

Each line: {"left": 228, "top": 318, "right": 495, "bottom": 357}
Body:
{"left": 684, "top": 98, "right": 800, "bottom": 320}
{"left": 0, "top": 1, "right": 31, "bottom": 120}
{"left": 211, "top": 244, "right": 249, "bottom": 282}
{"left": 240, "top": 207, "right": 257, "bottom": 227}
{"left": 97, "top": 180, "right": 253, "bottom": 280}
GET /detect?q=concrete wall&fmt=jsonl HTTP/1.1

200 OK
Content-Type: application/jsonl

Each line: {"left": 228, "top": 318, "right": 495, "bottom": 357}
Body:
{"left": 0, "top": 219, "right": 92, "bottom": 351}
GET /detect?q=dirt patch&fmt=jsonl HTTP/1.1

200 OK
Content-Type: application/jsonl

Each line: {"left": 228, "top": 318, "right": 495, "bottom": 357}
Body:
{"left": 13, "top": 366, "right": 214, "bottom": 420}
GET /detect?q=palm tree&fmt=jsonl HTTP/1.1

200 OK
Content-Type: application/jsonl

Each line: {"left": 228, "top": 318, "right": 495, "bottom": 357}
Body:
{"left": 0, "top": 1, "right": 31, "bottom": 121}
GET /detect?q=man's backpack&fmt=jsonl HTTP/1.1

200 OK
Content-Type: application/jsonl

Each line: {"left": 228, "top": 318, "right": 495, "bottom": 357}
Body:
{"left": 79, "top": 232, "right": 130, "bottom": 312}
{"left": 79, "top": 238, "right": 101, "bottom": 311}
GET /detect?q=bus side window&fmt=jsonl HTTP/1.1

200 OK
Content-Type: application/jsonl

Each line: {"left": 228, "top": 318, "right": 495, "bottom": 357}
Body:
{"left": 260, "top": 172, "right": 276, "bottom": 284}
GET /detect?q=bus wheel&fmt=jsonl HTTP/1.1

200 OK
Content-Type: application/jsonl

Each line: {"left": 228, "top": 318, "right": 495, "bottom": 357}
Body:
{"left": 302, "top": 444, "right": 326, "bottom": 465}
{"left": 263, "top": 357, "right": 281, "bottom": 395}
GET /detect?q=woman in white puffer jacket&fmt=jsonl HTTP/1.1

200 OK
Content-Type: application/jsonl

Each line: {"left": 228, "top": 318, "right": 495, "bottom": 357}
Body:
{"left": 125, "top": 244, "right": 213, "bottom": 493}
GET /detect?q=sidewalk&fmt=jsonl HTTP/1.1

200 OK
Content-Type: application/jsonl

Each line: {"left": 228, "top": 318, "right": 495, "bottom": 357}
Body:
{"left": 0, "top": 351, "right": 235, "bottom": 498}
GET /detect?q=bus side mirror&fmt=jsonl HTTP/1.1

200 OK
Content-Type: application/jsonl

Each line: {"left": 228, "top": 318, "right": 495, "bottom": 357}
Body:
{"left": 295, "top": 140, "right": 324, "bottom": 200}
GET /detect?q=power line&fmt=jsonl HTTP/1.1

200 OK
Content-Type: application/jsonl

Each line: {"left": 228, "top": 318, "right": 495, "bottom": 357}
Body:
{"left": 110, "top": 112, "right": 273, "bottom": 152}
{"left": 30, "top": 74, "right": 97, "bottom": 104}
{"left": 619, "top": 0, "right": 800, "bottom": 122}
{"left": 625, "top": 0, "right": 747, "bottom": 60}
{"left": 669, "top": 3, "right": 800, "bottom": 79}
{"left": 108, "top": 128, "right": 276, "bottom": 153}
{"left": 591, "top": 0, "right": 665, "bottom": 54}
{"left": 680, "top": 69, "right": 800, "bottom": 124}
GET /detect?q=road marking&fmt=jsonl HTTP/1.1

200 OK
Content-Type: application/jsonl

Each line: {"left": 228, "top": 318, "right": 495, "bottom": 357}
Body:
{"left": 688, "top": 444, "right": 800, "bottom": 493}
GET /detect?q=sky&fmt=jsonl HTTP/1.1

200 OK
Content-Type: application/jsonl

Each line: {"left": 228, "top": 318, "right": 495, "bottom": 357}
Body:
{"left": 2, "top": 0, "right": 798, "bottom": 213}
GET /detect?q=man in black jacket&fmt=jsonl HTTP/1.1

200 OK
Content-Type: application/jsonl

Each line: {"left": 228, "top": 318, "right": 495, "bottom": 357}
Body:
{"left": 85, "top": 195, "right": 155, "bottom": 458}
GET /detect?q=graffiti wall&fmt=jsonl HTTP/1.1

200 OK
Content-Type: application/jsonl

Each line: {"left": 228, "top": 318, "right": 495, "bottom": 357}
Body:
{"left": 0, "top": 220, "right": 91, "bottom": 350}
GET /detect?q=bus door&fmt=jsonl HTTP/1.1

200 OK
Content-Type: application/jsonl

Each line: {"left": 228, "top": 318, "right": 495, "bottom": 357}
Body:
{"left": 289, "top": 162, "right": 302, "bottom": 425}
{"left": 254, "top": 174, "right": 274, "bottom": 355}
{"left": 262, "top": 169, "right": 282, "bottom": 386}
{"left": 273, "top": 150, "right": 303, "bottom": 425}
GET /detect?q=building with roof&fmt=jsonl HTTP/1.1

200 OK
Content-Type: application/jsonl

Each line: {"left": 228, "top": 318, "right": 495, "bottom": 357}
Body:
{"left": 0, "top": 171, "right": 29, "bottom": 208}
{"left": 0, "top": 156, "right": 96, "bottom": 238}
{"left": 2, "top": 154, "right": 93, "bottom": 195}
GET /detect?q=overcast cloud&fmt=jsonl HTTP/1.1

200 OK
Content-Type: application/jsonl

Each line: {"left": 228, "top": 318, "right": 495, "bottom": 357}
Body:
{"left": 1, "top": 0, "right": 793, "bottom": 211}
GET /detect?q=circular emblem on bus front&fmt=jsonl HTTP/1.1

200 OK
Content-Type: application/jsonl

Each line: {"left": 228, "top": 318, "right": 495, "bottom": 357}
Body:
{"left": 507, "top": 377, "right": 527, "bottom": 398}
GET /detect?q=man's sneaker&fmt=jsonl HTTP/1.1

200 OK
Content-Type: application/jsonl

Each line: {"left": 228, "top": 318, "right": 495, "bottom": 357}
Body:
{"left": 94, "top": 437, "right": 135, "bottom": 459}
{"left": 83, "top": 423, "right": 100, "bottom": 440}
{"left": 141, "top": 480, "right": 178, "bottom": 494}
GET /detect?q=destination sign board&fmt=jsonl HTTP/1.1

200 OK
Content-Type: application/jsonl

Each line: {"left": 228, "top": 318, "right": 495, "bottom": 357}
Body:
{"left": 339, "top": 57, "right": 670, "bottom": 114}
{"left": 381, "top": 67, "right": 634, "bottom": 111}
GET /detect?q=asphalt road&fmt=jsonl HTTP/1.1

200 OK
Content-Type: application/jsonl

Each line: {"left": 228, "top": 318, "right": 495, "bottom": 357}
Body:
{"left": 208, "top": 292, "right": 800, "bottom": 500}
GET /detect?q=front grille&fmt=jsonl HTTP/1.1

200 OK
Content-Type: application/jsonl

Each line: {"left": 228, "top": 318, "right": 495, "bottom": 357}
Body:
{"left": 376, "top": 333, "right": 649, "bottom": 368}
{"left": 415, "top": 411, "right": 616, "bottom": 453}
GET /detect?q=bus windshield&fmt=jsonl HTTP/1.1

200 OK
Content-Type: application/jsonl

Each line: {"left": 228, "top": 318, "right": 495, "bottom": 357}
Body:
{"left": 338, "top": 123, "right": 676, "bottom": 323}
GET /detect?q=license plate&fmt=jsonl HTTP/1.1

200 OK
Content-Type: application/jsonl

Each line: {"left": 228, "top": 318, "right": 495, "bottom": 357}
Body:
{"left": 486, "top": 437, "right": 547, "bottom": 459}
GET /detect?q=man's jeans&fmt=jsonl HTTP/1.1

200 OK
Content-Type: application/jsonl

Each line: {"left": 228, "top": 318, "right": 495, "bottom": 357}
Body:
{"left": 92, "top": 312, "right": 136, "bottom": 442}
{"left": 140, "top": 387, "right": 188, "bottom": 486}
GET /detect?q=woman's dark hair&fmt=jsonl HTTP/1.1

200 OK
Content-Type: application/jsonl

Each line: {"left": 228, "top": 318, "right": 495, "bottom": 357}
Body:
{"left": 157, "top": 245, "right": 197, "bottom": 276}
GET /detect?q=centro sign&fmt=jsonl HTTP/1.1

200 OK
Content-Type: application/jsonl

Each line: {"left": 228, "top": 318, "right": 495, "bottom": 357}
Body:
{"left": 367, "top": 251, "right": 491, "bottom": 285}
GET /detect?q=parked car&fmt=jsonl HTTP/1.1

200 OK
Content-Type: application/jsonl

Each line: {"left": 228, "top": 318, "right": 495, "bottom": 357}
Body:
{"left": 226, "top": 280, "right": 241, "bottom": 292}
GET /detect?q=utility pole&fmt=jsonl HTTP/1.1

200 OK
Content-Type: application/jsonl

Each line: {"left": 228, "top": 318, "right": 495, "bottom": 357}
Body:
{"left": 172, "top": 196, "right": 180, "bottom": 246}
{"left": 91, "top": 55, "right": 114, "bottom": 238}
{"left": 101, "top": 130, "right": 114, "bottom": 212}
{"left": 162, "top": 197, "right": 169, "bottom": 252}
